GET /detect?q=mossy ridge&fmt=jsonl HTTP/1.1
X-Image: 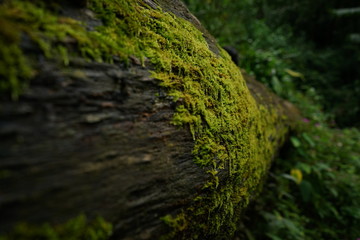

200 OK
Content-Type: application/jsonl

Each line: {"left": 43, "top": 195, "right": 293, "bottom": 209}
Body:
{"left": 0, "top": 214, "right": 112, "bottom": 240}
{"left": 86, "top": 1, "right": 283, "bottom": 238}
{"left": 0, "top": 0, "right": 137, "bottom": 98}
{"left": 0, "top": 0, "right": 286, "bottom": 238}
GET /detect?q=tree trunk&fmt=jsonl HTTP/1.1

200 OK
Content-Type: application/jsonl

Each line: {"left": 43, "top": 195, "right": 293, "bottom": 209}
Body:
{"left": 0, "top": 0, "right": 300, "bottom": 239}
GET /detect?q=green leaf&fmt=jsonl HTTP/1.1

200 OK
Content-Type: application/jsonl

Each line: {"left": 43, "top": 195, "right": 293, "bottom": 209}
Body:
{"left": 297, "top": 162, "right": 312, "bottom": 174}
{"left": 316, "top": 162, "right": 330, "bottom": 171}
{"left": 329, "top": 187, "right": 338, "bottom": 197}
{"left": 290, "top": 137, "right": 301, "bottom": 148}
{"left": 281, "top": 173, "right": 298, "bottom": 183}
{"left": 333, "top": 7, "right": 360, "bottom": 16}
{"left": 302, "top": 133, "right": 315, "bottom": 147}
{"left": 271, "top": 76, "right": 282, "bottom": 95}
{"left": 285, "top": 68, "right": 304, "bottom": 79}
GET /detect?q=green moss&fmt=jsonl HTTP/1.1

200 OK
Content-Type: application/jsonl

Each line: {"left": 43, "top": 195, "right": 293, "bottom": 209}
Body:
{"left": 0, "top": 0, "right": 289, "bottom": 238}
{"left": 0, "top": 214, "right": 112, "bottom": 240}
{"left": 0, "top": 13, "right": 33, "bottom": 99}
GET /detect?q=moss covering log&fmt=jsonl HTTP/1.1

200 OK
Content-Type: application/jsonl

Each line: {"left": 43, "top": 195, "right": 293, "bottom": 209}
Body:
{"left": 0, "top": 0, "right": 300, "bottom": 239}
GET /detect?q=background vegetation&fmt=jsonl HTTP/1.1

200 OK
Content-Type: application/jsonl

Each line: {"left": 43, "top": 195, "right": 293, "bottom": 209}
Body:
{"left": 183, "top": 0, "right": 360, "bottom": 239}
{"left": 184, "top": 0, "right": 360, "bottom": 127}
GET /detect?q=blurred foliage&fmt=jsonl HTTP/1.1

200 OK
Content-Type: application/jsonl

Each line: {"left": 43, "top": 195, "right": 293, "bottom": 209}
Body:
{"left": 183, "top": 0, "right": 360, "bottom": 239}
{"left": 240, "top": 122, "right": 360, "bottom": 240}
{"left": 183, "top": 0, "right": 360, "bottom": 127}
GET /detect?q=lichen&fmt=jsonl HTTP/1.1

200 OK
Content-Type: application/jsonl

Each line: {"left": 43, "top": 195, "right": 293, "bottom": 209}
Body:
{"left": 0, "top": 0, "right": 289, "bottom": 239}
{"left": 0, "top": 214, "right": 112, "bottom": 240}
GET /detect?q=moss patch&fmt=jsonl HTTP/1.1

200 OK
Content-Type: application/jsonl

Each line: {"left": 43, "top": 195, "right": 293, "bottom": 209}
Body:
{"left": 0, "top": 0, "right": 289, "bottom": 238}
{"left": 0, "top": 215, "right": 112, "bottom": 240}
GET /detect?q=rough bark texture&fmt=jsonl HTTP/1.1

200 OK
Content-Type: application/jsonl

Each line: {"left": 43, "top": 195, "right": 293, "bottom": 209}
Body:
{"left": 0, "top": 0, "right": 300, "bottom": 239}
{"left": 0, "top": 58, "right": 207, "bottom": 238}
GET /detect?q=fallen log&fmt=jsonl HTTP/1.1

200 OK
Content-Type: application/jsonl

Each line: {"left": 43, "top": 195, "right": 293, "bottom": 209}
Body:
{"left": 0, "top": 0, "right": 300, "bottom": 239}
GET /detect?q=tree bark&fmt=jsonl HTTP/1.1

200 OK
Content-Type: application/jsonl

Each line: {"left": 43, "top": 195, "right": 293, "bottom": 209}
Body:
{"left": 0, "top": 0, "right": 300, "bottom": 239}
